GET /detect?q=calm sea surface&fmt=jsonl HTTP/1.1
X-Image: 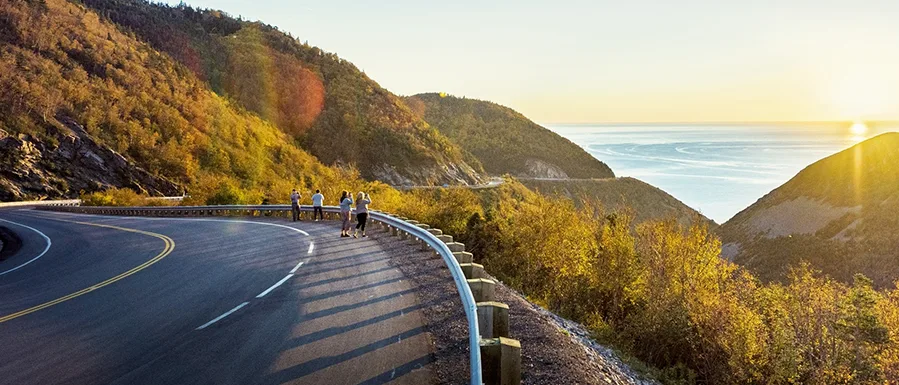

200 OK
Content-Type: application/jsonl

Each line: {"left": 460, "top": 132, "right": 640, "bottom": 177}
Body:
{"left": 546, "top": 123, "right": 896, "bottom": 223}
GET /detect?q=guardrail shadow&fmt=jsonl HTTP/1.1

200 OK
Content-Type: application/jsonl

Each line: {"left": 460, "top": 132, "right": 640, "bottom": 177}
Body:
{"left": 264, "top": 226, "right": 437, "bottom": 384}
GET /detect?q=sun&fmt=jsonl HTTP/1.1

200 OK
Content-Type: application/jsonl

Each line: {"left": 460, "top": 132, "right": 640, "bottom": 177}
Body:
{"left": 850, "top": 122, "right": 869, "bottom": 136}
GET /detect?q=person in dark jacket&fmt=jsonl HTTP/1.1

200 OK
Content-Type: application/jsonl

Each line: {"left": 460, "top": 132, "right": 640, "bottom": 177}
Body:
{"left": 353, "top": 192, "right": 371, "bottom": 238}
{"left": 339, "top": 191, "right": 353, "bottom": 237}
{"left": 290, "top": 189, "right": 301, "bottom": 222}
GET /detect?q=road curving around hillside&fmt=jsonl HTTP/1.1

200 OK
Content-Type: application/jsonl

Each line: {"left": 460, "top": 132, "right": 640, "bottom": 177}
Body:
{"left": 0, "top": 209, "right": 435, "bottom": 385}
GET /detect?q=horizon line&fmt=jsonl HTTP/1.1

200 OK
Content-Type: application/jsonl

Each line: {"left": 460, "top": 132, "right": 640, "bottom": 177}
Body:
{"left": 541, "top": 120, "right": 899, "bottom": 126}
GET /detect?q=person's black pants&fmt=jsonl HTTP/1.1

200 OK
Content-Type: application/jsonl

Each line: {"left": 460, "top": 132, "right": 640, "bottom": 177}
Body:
{"left": 355, "top": 212, "right": 368, "bottom": 231}
{"left": 313, "top": 206, "right": 324, "bottom": 220}
{"left": 291, "top": 203, "right": 300, "bottom": 221}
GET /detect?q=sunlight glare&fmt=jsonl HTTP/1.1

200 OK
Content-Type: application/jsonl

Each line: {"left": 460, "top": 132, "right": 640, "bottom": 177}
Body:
{"left": 850, "top": 122, "right": 869, "bottom": 136}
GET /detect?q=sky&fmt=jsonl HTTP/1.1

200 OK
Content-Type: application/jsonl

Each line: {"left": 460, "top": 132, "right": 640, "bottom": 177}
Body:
{"left": 160, "top": 0, "right": 899, "bottom": 123}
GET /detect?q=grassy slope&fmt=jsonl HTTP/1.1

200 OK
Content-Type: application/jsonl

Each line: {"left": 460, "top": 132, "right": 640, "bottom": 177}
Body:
{"left": 0, "top": 0, "right": 354, "bottom": 202}
{"left": 405, "top": 93, "right": 614, "bottom": 179}
{"left": 720, "top": 132, "right": 899, "bottom": 286}
{"left": 80, "top": 0, "right": 482, "bottom": 185}
{"left": 520, "top": 177, "right": 713, "bottom": 226}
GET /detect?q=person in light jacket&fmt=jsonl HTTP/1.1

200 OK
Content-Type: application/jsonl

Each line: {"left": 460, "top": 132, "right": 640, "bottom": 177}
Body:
{"left": 339, "top": 190, "right": 353, "bottom": 237}
{"left": 353, "top": 192, "right": 371, "bottom": 238}
{"left": 311, "top": 189, "right": 324, "bottom": 221}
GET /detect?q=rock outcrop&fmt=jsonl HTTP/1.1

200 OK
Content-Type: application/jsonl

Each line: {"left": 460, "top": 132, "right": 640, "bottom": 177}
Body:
{"left": 0, "top": 118, "right": 181, "bottom": 201}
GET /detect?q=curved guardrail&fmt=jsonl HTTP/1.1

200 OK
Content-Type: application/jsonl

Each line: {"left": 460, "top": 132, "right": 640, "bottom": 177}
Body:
{"left": 0, "top": 199, "right": 81, "bottom": 208}
{"left": 35, "top": 204, "right": 485, "bottom": 385}
{"left": 0, "top": 196, "right": 184, "bottom": 209}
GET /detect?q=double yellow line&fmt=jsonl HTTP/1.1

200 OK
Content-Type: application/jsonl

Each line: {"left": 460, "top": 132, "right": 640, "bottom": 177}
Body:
{"left": 0, "top": 219, "right": 175, "bottom": 323}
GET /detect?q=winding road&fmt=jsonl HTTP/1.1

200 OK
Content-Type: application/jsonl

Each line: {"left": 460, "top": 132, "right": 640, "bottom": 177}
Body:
{"left": 0, "top": 209, "right": 435, "bottom": 385}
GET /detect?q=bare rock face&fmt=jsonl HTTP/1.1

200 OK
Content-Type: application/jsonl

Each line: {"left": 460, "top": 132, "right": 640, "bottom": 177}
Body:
{"left": 523, "top": 158, "right": 569, "bottom": 179}
{"left": 0, "top": 118, "right": 181, "bottom": 201}
{"left": 370, "top": 162, "right": 482, "bottom": 187}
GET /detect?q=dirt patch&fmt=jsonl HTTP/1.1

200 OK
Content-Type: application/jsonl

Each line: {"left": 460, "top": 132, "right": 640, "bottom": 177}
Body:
{"left": 370, "top": 226, "right": 655, "bottom": 384}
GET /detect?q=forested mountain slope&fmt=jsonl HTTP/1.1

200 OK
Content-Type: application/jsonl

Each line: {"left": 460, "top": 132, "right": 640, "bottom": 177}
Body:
{"left": 0, "top": 0, "right": 355, "bottom": 202}
{"left": 719, "top": 132, "right": 899, "bottom": 286}
{"left": 79, "top": 0, "right": 482, "bottom": 186}
{"left": 405, "top": 93, "right": 613, "bottom": 179}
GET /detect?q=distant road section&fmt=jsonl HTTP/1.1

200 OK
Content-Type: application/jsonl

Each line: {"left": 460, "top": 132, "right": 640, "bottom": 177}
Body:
{"left": 395, "top": 177, "right": 504, "bottom": 190}
{"left": 0, "top": 209, "right": 434, "bottom": 385}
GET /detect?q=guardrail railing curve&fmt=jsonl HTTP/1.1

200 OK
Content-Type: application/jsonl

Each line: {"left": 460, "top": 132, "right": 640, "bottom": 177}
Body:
{"left": 0, "top": 196, "right": 186, "bottom": 209}
{"left": 34, "top": 204, "right": 485, "bottom": 385}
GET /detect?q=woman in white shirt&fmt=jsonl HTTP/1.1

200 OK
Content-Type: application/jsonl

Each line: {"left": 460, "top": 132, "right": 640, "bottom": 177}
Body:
{"left": 354, "top": 192, "right": 372, "bottom": 238}
{"left": 311, "top": 189, "right": 324, "bottom": 221}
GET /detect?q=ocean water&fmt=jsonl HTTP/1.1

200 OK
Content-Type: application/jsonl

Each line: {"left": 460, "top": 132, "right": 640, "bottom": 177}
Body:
{"left": 546, "top": 123, "right": 895, "bottom": 223}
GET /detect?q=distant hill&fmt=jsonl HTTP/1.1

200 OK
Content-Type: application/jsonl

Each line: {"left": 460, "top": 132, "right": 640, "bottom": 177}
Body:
{"left": 405, "top": 93, "right": 614, "bottom": 179}
{"left": 79, "top": 0, "right": 482, "bottom": 186}
{"left": 719, "top": 132, "right": 899, "bottom": 287}
{"left": 0, "top": 0, "right": 354, "bottom": 202}
{"left": 520, "top": 177, "right": 713, "bottom": 226}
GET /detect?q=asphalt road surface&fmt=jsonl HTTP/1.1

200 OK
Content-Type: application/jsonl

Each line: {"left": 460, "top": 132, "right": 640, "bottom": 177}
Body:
{"left": 0, "top": 209, "right": 435, "bottom": 385}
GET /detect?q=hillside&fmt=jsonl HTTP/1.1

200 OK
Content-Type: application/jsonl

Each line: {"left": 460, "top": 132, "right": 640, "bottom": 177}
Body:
{"left": 520, "top": 177, "right": 713, "bottom": 226}
{"left": 0, "top": 0, "right": 357, "bottom": 202}
{"left": 719, "top": 132, "right": 899, "bottom": 286}
{"left": 405, "top": 93, "right": 614, "bottom": 179}
{"left": 76, "top": 0, "right": 481, "bottom": 186}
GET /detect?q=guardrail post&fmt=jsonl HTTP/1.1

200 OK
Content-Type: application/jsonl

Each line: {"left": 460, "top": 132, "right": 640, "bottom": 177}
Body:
{"left": 427, "top": 228, "right": 443, "bottom": 236}
{"left": 479, "top": 337, "right": 521, "bottom": 385}
{"left": 467, "top": 278, "right": 495, "bottom": 302}
{"left": 453, "top": 251, "right": 473, "bottom": 264}
{"left": 460, "top": 263, "right": 486, "bottom": 280}
{"left": 477, "top": 302, "right": 510, "bottom": 339}
{"left": 445, "top": 242, "right": 466, "bottom": 253}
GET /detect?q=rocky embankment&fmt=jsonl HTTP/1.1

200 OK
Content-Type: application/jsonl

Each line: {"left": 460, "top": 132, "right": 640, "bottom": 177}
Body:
{"left": 0, "top": 118, "right": 181, "bottom": 201}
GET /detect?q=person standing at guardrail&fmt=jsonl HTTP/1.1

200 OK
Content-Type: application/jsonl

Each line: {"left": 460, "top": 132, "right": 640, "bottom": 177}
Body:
{"left": 311, "top": 189, "right": 324, "bottom": 221}
{"left": 290, "top": 189, "right": 301, "bottom": 222}
{"left": 339, "top": 191, "right": 353, "bottom": 237}
{"left": 353, "top": 192, "right": 371, "bottom": 238}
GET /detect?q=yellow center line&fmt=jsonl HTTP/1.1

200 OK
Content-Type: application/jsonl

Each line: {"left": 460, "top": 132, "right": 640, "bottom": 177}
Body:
{"left": 0, "top": 218, "right": 175, "bottom": 323}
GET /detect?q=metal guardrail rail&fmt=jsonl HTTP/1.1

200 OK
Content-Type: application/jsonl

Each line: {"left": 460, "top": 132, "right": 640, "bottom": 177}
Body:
{"left": 0, "top": 199, "right": 81, "bottom": 208}
{"left": 36, "top": 204, "right": 485, "bottom": 384}
{"left": 0, "top": 196, "right": 184, "bottom": 209}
